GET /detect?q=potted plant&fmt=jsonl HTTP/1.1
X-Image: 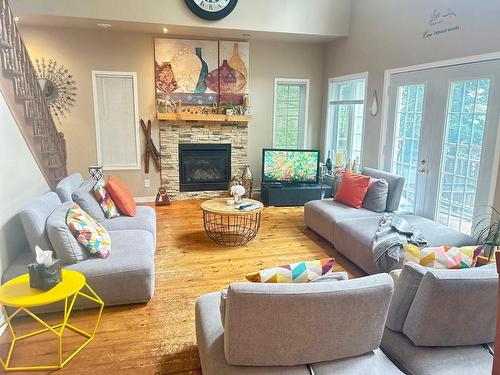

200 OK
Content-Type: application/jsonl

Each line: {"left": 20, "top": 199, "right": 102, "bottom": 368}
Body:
{"left": 474, "top": 206, "right": 500, "bottom": 261}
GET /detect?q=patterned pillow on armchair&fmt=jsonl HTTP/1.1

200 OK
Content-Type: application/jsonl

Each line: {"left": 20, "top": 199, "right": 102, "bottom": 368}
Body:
{"left": 403, "top": 244, "right": 483, "bottom": 269}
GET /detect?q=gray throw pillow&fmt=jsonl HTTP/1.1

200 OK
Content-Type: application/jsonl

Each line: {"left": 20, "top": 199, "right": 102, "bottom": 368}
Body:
{"left": 362, "top": 178, "right": 388, "bottom": 212}
{"left": 72, "top": 179, "right": 105, "bottom": 222}
{"left": 46, "top": 201, "right": 88, "bottom": 264}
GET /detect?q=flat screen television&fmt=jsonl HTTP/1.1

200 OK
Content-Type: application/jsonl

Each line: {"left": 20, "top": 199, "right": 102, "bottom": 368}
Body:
{"left": 262, "top": 149, "right": 320, "bottom": 184}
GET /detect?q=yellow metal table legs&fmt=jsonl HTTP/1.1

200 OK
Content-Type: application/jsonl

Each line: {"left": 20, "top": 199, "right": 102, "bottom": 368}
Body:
{"left": 0, "top": 283, "right": 104, "bottom": 371}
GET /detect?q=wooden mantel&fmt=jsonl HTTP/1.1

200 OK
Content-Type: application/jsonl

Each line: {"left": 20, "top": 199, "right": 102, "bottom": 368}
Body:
{"left": 157, "top": 112, "right": 252, "bottom": 123}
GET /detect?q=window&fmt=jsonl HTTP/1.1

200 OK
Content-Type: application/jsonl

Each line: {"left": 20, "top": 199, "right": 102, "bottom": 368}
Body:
{"left": 326, "top": 74, "right": 367, "bottom": 164}
{"left": 273, "top": 78, "right": 309, "bottom": 149}
{"left": 92, "top": 71, "right": 140, "bottom": 170}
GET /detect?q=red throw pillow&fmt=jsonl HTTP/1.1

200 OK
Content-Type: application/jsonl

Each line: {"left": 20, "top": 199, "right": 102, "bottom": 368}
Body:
{"left": 106, "top": 176, "right": 136, "bottom": 216}
{"left": 334, "top": 170, "right": 371, "bottom": 208}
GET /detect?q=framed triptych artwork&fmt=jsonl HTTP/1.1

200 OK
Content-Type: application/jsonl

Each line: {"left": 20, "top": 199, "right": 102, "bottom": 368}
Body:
{"left": 154, "top": 38, "right": 249, "bottom": 105}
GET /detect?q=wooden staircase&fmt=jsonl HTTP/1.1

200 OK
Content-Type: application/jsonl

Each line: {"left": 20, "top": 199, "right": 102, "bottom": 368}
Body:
{"left": 0, "top": 0, "right": 67, "bottom": 189}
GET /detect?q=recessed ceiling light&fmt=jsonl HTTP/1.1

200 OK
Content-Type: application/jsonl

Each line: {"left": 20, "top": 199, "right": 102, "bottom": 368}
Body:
{"left": 97, "top": 23, "right": 112, "bottom": 29}
{"left": 14, "top": 16, "right": 20, "bottom": 23}
{"left": 242, "top": 33, "right": 250, "bottom": 37}
{"left": 162, "top": 27, "right": 169, "bottom": 34}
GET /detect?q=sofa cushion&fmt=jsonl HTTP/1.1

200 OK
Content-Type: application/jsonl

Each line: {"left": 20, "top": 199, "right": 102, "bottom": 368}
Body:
{"left": 55, "top": 173, "right": 84, "bottom": 203}
{"left": 46, "top": 201, "right": 88, "bottom": 264}
{"left": 66, "top": 203, "right": 111, "bottom": 259}
{"left": 334, "top": 171, "right": 371, "bottom": 208}
{"left": 245, "top": 258, "right": 335, "bottom": 283}
{"left": 223, "top": 274, "right": 394, "bottom": 366}
{"left": 67, "top": 230, "right": 155, "bottom": 306}
{"left": 332, "top": 214, "right": 476, "bottom": 275}
{"left": 304, "top": 200, "right": 383, "bottom": 244}
{"left": 381, "top": 327, "right": 493, "bottom": 375}
{"left": 385, "top": 262, "right": 427, "bottom": 332}
{"left": 310, "top": 349, "right": 403, "bottom": 375}
{"left": 363, "top": 178, "right": 388, "bottom": 212}
{"left": 20, "top": 192, "right": 61, "bottom": 255}
{"left": 72, "top": 179, "right": 105, "bottom": 222}
{"left": 362, "top": 168, "right": 404, "bottom": 212}
{"left": 403, "top": 244, "right": 483, "bottom": 269}
{"left": 196, "top": 292, "right": 310, "bottom": 375}
{"left": 402, "top": 266, "right": 498, "bottom": 346}
{"left": 93, "top": 179, "right": 120, "bottom": 219}
{"left": 101, "top": 206, "right": 156, "bottom": 238}
{"left": 106, "top": 175, "right": 136, "bottom": 216}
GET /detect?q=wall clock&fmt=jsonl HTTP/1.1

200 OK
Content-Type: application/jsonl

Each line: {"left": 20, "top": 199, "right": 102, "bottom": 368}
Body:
{"left": 184, "top": 0, "right": 238, "bottom": 21}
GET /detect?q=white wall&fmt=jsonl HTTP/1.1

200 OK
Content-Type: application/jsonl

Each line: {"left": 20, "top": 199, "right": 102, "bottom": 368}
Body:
{"left": 323, "top": 0, "right": 500, "bottom": 207}
{"left": 12, "top": 0, "right": 351, "bottom": 39}
{"left": 0, "top": 92, "right": 49, "bottom": 274}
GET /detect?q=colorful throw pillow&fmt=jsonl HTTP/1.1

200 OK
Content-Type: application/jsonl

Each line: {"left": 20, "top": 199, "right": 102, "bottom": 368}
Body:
{"left": 245, "top": 258, "right": 335, "bottom": 283}
{"left": 66, "top": 203, "right": 111, "bottom": 259}
{"left": 93, "top": 179, "right": 120, "bottom": 219}
{"left": 334, "top": 170, "right": 371, "bottom": 208}
{"left": 106, "top": 176, "right": 136, "bottom": 216}
{"left": 403, "top": 244, "right": 483, "bottom": 269}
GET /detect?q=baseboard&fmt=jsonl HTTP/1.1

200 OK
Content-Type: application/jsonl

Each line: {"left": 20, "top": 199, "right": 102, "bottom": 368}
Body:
{"left": 134, "top": 196, "right": 156, "bottom": 203}
{"left": 0, "top": 312, "right": 6, "bottom": 336}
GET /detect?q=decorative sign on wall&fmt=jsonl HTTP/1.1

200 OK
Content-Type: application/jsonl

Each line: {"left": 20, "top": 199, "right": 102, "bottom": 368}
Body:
{"left": 35, "top": 58, "right": 77, "bottom": 121}
{"left": 154, "top": 38, "right": 249, "bottom": 105}
{"left": 422, "top": 8, "right": 459, "bottom": 40}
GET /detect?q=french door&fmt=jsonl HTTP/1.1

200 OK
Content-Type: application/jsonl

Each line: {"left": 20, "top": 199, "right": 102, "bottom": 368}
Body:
{"left": 385, "top": 60, "right": 500, "bottom": 234}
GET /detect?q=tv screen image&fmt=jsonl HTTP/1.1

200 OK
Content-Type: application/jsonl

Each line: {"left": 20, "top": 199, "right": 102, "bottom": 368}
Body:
{"left": 262, "top": 149, "right": 320, "bottom": 183}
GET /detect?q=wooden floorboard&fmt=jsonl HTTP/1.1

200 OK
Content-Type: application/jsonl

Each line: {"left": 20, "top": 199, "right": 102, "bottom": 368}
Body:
{"left": 0, "top": 200, "right": 364, "bottom": 374}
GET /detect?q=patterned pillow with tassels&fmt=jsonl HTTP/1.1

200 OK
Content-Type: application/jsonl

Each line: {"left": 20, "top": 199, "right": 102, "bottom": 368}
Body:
{"left": 245, "top": 258, "right": 336, "bottom": 283}
{"left": 67, "top": 203, "right": 111, "bottom": 259}
{"left": 93, "top": 179, "right": 120, "bottom": 219}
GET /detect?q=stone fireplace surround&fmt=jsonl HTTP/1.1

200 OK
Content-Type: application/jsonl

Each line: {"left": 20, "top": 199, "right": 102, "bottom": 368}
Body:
{"left": 159, "top": 121, "right": 248, "bottom": 200}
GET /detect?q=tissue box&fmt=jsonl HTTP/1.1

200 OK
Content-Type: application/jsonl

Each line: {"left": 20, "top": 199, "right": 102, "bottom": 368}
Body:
{"left": 28, "top": 260, "right": 62, "bottom": 291}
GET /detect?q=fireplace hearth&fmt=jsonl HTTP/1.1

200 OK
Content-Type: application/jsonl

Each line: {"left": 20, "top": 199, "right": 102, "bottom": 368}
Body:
{"left": 178, "top": 143, "right": 231, "bottom": 192}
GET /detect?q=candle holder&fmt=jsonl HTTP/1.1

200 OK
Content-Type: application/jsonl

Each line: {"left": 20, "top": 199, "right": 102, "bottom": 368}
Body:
{"left": 89, "top": 165, "right": 103, "bottom": 181}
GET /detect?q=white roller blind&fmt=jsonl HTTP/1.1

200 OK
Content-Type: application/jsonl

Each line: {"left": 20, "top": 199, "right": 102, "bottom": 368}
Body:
{"left": 93, "top": 71, "right": 140, "bottom": 170}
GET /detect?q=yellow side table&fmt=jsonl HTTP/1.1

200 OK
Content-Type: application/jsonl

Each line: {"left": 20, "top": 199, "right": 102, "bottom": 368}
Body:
{"left": 0, "top": 269, "right": 104, "bottom": 371}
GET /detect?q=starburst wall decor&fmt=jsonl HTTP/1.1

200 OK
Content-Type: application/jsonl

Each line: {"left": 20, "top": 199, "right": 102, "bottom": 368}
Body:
{"left": 35, "top": 58, "right": 77, "bottom": 121}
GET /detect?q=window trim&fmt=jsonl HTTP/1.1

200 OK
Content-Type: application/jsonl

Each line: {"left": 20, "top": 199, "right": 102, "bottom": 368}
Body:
{"left": 92, "top": 70, "right": 141, "bottom": 170}
{"left": 324, "top": 72, "right": 368, "bottom": 164}
{"left": 272, "top": 78, "right": 310, "bottom": 149}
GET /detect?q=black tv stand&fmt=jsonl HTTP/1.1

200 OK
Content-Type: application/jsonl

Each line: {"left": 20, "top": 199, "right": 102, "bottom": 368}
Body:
{"left": 261, "top": 182, "right": 332, "bottom": 206}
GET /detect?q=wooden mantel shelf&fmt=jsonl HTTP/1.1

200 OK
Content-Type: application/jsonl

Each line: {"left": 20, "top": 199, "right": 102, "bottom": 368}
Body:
{"left": 157, "top": 112, "right": 252, "bottom": 123}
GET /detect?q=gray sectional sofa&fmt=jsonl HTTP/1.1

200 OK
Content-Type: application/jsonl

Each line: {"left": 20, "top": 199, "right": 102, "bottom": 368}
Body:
{"left": 196, "top": 274, "right": 404, "bottom": 374}
{"left": 2, "top": 173, "right": 156, "bottom": 307}
{"left": 304, "top": 167, "right": 474, "bottom": 274}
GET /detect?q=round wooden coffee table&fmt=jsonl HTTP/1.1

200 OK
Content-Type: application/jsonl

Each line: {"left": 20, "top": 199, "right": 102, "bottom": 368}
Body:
{"left": 201, "top": 198, "right": 264, "bottom": 246}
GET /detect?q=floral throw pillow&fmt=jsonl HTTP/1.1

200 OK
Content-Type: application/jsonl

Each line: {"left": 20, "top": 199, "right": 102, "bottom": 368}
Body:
{"left": 66, "top": 203, "right": 111, "bottom": 259}
{"left": 245, "top": 258, "right": 336, "bottom": 283}
{"left": 403, "top": 244, "right": 483, "bottom": 269}
{"left": 93, "top": 179, "right": 120, "bottom": 219}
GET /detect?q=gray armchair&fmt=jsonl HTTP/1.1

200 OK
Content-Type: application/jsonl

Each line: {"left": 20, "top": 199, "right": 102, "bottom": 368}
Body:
{"left": 381, "top": 262, "right": 497, "bottom": 374}
{"left": 195, "top": 274, "right": 404, "bottom": 374}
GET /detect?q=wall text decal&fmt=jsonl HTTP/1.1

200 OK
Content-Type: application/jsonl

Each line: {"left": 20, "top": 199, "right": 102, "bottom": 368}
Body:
{"left": 422, "top": 8, "right": 459, "bottom": 40}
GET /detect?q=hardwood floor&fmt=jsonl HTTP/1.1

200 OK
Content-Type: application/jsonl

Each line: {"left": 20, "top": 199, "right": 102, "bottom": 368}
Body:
{"left": 0, "top": 200, "right": 364, "bottom": 374}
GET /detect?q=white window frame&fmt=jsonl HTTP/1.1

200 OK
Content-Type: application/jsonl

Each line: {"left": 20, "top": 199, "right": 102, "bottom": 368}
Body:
{"left": 324, "top": 72, "right": 368, "bottom": 163}
{"left": 92, "top": 70, "right": 141, "bottom": 170}
{"left": 272, "top": 78, "right": 310, "bottom": 149}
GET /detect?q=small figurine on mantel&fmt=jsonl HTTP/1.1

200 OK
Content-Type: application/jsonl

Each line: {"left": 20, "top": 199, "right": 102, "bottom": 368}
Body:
{"left": 155, "top": 187, "right": 171, "bottom": 206}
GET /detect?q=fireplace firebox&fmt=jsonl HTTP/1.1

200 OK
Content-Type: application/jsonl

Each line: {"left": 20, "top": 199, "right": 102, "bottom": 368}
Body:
{"left": 178, "top": 144, "right": 231, "bottom": 192}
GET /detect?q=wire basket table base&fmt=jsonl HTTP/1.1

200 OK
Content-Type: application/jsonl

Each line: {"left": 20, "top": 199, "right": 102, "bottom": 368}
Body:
{"left": 203, "top": 211, "right": 262, "bottom": 246}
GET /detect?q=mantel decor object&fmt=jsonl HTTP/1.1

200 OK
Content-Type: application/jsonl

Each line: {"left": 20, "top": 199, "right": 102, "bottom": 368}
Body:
{"left": 89, "top": 165, "right": 104, "bottom": 181}
{"left": 241, "top": 165, "right": 253, "bottom": 198}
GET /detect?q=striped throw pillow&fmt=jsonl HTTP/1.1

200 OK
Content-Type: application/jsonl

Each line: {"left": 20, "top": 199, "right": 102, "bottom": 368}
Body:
{"left": 245, "top": 258, "right": 335, "bottom": 283}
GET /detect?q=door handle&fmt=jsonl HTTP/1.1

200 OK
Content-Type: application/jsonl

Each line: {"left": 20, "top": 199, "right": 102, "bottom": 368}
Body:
{"left": 418, "top": 159, "right": 427, "bottom": 175}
